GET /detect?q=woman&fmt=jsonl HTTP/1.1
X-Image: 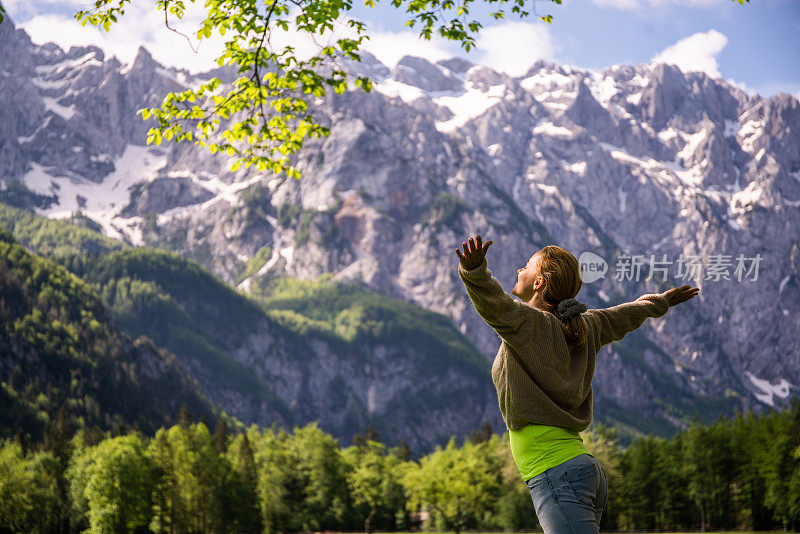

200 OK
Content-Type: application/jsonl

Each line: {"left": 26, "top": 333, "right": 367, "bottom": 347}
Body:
{"left": 455, "top": 235, "right": 699, "bottom": 533}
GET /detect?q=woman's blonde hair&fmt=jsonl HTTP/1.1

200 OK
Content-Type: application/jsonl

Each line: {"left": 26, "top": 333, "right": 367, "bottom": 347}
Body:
{"left": 535, "top": 245, "right": 588, "bottom": 348}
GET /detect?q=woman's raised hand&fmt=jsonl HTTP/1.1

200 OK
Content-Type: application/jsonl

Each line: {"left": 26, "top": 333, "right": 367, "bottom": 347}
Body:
{"left": 455, "top": 235, "right": 493, "bottom": 270}
{"left": 661, "top": 285, "right": 700, "bottom": 307}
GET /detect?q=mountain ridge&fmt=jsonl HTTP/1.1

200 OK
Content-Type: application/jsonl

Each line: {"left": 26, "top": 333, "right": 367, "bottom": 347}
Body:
{"left": 1, "top": 14, "right": 798, "bottom": 442}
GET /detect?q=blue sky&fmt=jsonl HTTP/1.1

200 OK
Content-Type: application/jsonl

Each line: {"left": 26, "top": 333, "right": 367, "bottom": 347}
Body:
{"left": 4, "top": 0, "right": 799, "bottom": 98}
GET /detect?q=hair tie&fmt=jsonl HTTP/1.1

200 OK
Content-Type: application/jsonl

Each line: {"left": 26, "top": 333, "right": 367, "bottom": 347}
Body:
{"left": 557, "top": 297, "right": 587, "bottom": 320}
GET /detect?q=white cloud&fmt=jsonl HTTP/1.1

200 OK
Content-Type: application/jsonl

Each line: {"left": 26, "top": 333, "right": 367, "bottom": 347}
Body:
{"left": 592, "top": 0, "right": 725, "bottom": 10}
{"left": 3, "top": 0, "right": 84, "bottom": 18}
{"left": 18, "top": 3, "right": 224, "bottom": 73}
{"left": 722, "top": 79, "right": 800, "bottom": 100}
{"left": 8, "top": 2, "right": 561, "bottom": 79}
{"left": 15, "top": 2, "right": 454, "bottom": 75}
{"left": 2, "top": 0, "right": 24, "bottom": 13}
{"left": 473, "top": 21, "right": 556, "bottom": 77}
{"left": 265, "top": 11, "right": 456, "bottom": 69}
{"left": 726, "top": 78, "right": 753, "bottom": 94}
{"left": 334, "top": 20, "right": 556, "bottom": 76}
{"left": 592, "top": 0, "right": 639, "bottom": 9}
{"left": 261, "top": 22, "right": 453, "bottom": 76}
{"left": 362, "top": 31, "right": 455, "bottom": 69}
{"left": 652, "top": 29, "right": 728, "bottom": 78}
{"left": 749, "top": 81, "right": 800, "bottom": 99}
{"left": 262, "top": 8, "right": 352, "bottom": 62}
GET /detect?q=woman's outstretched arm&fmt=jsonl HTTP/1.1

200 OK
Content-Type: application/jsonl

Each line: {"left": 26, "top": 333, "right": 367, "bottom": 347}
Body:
{"left": 587, "top": 285, "right": 699, "bottom": 347}
{"left": 456, "top": 235, "right": 540, "bottom": 340}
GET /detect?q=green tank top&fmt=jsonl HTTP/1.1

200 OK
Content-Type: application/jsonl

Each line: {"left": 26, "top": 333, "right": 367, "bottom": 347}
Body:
{"left": 509, "top": 423, "right": 593, "bottom": 482}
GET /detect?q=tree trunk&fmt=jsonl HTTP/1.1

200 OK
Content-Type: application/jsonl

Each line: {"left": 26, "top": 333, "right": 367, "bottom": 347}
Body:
{"left": 365, "top": 507, "right": 377, "bottom": 534}
{"left": 118, "top": 494, "right": 126, "bottom": 534}
{"left": 700, "top": 499, "right": 706, "bottom": 533}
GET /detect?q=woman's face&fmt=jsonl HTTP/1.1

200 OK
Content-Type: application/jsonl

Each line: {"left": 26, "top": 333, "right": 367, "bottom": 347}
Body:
{"left": 512, "top": 252, "right": 541, "bottom": 301}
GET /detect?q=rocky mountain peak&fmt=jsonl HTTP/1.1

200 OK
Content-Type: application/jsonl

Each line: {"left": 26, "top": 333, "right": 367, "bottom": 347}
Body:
{"left": 436, "top": 56, "right": 474, "bottom": 75}
{"left": 1, "top": 19, "right": 798, "bottom": 435}
{"left": 564, "top": 75, "right": 614, "bottom": 137}
{"left": 128, "top": 45, "right": 158, "bottom": 74}
{"left": 392, "top": 55, "right": 463, "bottom": 92}
{"left": 66, "top": 44, "right": 105, "bottom": 62}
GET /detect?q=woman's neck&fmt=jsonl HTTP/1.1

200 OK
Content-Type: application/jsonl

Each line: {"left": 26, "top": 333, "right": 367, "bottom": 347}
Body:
{"left": 527, "top": 292, "right": 563, "bottom": 320}
{"left": 527, "top": 292, "right": 546, "bottom": 311}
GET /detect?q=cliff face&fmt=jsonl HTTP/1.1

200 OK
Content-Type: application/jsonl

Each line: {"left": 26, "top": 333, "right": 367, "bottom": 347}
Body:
{"left": 2, "top": 12, "right": 798, "bottom": 443}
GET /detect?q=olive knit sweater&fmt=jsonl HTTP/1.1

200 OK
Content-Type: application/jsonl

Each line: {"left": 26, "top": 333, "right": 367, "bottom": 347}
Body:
{"left": 459, "top": 258, "right": 671, "bottom": 432}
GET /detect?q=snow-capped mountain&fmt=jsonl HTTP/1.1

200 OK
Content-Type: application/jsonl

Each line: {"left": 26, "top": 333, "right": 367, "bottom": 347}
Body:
{"left": 2, "top": 12, "right": 798, "bottom": 438}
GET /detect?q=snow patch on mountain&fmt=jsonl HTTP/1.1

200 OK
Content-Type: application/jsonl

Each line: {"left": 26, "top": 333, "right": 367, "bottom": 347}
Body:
{"left": 744, "top": 371, "right": 796, "bottom": 407}
{"left": 588, "top": 73, "right": 618, "bottom": 107}
{"left": 433, "top": 83, "right": 507, "bottom": 132}
{"left": 532, "top": 121, "right": 574, "bottom": 138}
{"left": 729, "top": 182, "right": 768, "bottom": 217}
{"left": 23, "top": 145, "right": 168, "bottom": 243}
{"left": 739, "top": 119, "right": 764, "bottom": 153}
{"left": 42, "top": 97, "right": 76, "bottom": 120}
{"left": 372, "top": 78, "right": 425, "bottom": 104}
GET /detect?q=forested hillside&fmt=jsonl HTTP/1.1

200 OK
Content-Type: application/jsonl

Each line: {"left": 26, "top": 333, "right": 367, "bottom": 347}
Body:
{"left": 0, "top": 201, "right": 499, "bottom": 452}
{"left": 0, "top": 227, "right": 216, "bottom": 441}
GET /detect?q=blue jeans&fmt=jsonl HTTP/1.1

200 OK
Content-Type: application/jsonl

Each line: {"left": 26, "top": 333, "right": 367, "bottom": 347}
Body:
{"left": 524, "top": 453, "right": 608, "bottom": 534}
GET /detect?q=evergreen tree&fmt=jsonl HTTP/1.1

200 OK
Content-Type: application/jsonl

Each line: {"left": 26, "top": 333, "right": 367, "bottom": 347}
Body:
{"left": 760, "top": 399, "right": 800, "bottom": 529}
{"left": 234, "top": 432, "right": 263, "bottom": 533}
{"left": 147, "top": 428, "right": 178, "bottom": 533}
{"left": 15, "top": 429, "right": 29, "bottom": 458}
{"left": 622, "top": 436, "right": 667, "bottom": 528}
{"left": 27, "top": 450, "right": 63, "bottom": 533}
{"left": 660, "top": 432, "right": 694, "bottom": 528}
{"left": 352, "top": 425, "right": 381, "bottom": 448}
{"left": 199, "top": 413, "right": 210, "bottom": 431}
{"left": 731, "top": 409, "right": 770, "bottom": 528}
{"left": 252, "top": 425, "right": 293, "bottom": 533}
{"left": 42, "top": 406, "right": 74, "bottom": 533}
{"left": 178, "top": 404, "right": 193, "bottom": 429}
{"left": 213, "top": 417, "right": 230, "bottom": 453}
{"left": 468, "top": 421, "right": 494, "bottom": 444}
{"left": 396, "top": 439, "right": 412, "bottom": 462}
